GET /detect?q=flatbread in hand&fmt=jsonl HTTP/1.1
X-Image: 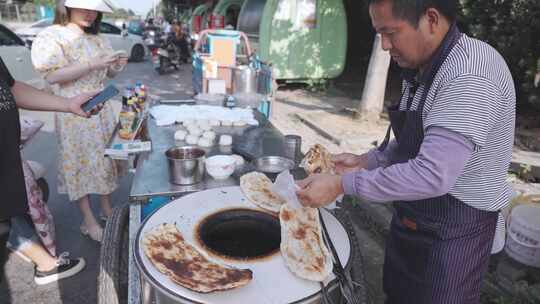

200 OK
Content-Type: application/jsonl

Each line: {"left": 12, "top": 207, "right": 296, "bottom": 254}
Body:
{"left": 240, "top": 172, "right": 287, "bottom": 213}
{"left": 142, "top": 223, "right": 253, "bottom": 293}
{"left": 279, "top": 204, "right": 332, "bottom": 281}
{"left": 301, "top": 144, "right": 335, "bottom": 175}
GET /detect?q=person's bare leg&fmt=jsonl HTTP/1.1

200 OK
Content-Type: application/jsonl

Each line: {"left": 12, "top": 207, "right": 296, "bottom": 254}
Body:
{"left": 19, "top": 243, "right": 56, "bottom": 271}
{"left": 78, "top": 195, "right": 99, "bottom": 229}
{"left": 99, "top": 195, "right": 113, "bottom": 218}
{"left": 78, "top": 195, "right": 102, "bottom": 241}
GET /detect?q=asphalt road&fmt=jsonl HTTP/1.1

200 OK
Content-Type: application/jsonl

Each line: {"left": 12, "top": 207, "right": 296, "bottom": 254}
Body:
{"left": 0, "top": 58, "right": 193, "bottom": 304}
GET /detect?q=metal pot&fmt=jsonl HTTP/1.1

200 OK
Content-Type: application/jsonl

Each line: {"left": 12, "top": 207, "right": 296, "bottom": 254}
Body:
{"left": 233, "top": 65, "right": 257, "bottom": 94}
{"left": 165, "top": 146, "right": 205, "bottom": 185}
{"left": 253, "top": 156, "right": 295, "bottom": 181}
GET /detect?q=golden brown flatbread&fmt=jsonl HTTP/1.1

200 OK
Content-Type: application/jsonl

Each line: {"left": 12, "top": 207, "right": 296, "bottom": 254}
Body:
{"left": 301, "top": 144, "right": 335, "bottom": 175}
{"left": 279, "top": 204, "right": 332, "bottom": 281}
{"left": 240, "top": 172, "right": 287, "bottom": 213}
{"left": 142, "top": 223, "right": 253, "bottom": 293}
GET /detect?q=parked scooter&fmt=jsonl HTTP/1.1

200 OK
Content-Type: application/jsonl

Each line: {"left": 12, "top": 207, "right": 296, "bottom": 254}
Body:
{"left": 20, "top": 116, "right": 49, "bottom": 202}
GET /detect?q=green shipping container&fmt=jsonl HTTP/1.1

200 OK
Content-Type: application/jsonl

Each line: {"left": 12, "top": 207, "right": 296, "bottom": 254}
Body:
{"left": 213, "top": 0, "right": 245, "bottom": 28}
{"left": 238, "top": 0, "right": 347, "bottom": 81}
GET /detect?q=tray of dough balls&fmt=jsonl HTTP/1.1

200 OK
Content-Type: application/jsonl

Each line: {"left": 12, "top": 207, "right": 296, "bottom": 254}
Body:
{"left": 150, "top": 105, "right": 259, "bottom": 147}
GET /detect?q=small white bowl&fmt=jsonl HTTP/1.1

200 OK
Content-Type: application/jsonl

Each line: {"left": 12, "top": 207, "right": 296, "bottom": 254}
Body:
{"left": 205, "top": 155, "right": 236, "bottom": 180}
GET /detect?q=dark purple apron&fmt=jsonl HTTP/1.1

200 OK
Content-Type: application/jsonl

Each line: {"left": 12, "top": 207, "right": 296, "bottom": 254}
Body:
{"left": 380, "top": 24, "right": 498, "bottom": 304}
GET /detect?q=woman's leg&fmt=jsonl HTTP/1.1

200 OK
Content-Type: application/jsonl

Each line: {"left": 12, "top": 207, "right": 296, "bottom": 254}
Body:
{"left": 78, "top": 195, "right": 102, "bottom": 242}
{"left": 18, "top": 242, "right": 57, "bottom": 271}
{"left": 7, "top": 215, "right": 54, "bottom": 269}
{"left": 7, "top": 215, "right": 85, "bottom": 284}
{"left": 99, "top": 194, "right": 113, "bottom": 218}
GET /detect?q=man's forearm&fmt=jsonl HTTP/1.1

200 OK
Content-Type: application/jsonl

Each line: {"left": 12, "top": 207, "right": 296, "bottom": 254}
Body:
{"left": 342, "top": 127, "right": 474, "bottom": 202}
{"left": 11, "top": 81, "right": 70, "bottom": 112}
{"left": 366, "top": 139, "right": 398, "bottom": 170}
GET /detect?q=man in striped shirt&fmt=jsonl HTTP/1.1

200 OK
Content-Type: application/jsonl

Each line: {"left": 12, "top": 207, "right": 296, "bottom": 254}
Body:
{"left": 297, "top": 0, "right": 515, "bottom": 303}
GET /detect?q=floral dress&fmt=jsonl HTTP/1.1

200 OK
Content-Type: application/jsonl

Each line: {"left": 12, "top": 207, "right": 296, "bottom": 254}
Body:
{"left": 31, "top": 25, "right": 118, "bottom": 201}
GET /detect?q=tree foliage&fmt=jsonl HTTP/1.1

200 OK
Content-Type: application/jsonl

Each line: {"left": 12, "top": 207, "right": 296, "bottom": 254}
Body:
{"left": 459, "top": 0, "right": 540, "bottom": 110}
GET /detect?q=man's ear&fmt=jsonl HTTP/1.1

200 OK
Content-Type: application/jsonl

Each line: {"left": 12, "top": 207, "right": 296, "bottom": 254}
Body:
{"left": 424, "top": 8, "right": 441, "bottom": 34}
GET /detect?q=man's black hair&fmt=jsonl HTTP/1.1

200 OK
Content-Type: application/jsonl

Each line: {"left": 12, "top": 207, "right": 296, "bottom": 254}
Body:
{"left": 369, "top": 0, "right": 458, "bottom": 27}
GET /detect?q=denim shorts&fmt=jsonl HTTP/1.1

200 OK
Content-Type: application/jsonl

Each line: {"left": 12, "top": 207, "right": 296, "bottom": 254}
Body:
{"left": 7, "top": 215, "right": 39, "bottom": 251}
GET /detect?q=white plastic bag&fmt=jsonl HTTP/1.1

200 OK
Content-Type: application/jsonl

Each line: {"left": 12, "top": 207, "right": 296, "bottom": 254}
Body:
{"left": 272, "top": 170, "right": 303, "bottom": 209}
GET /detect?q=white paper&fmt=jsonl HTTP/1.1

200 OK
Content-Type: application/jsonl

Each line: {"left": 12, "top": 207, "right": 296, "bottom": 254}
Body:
{"left": 272, "top": 170, "right": 303, "bottom": 209}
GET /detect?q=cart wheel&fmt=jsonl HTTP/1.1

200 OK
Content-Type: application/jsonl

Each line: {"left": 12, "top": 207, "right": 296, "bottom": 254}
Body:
{"left": 98, "top": 204, "right": 130, "bottom": 304}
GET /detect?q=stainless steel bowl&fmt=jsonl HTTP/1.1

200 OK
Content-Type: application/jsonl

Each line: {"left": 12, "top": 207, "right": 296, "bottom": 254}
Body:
{"left": 165, "top": 146, "right": 206, "bottom": 185}
{"left": 254, "top": 156, "right": 295, "bottom": 180}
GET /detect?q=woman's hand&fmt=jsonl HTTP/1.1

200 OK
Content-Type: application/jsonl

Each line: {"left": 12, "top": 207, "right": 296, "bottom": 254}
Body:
{"left": 89, "top": 54, "right": 118, "bottom": 71}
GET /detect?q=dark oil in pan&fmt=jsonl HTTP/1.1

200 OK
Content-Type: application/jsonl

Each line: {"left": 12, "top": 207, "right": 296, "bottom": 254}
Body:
{"left": 197, "top": 208, "right": 281, "bottom": 260}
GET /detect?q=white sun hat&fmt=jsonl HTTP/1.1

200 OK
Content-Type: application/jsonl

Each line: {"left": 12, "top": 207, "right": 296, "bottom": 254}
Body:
{"left": 64, "top": 0, "right": 114, "bottom": 13}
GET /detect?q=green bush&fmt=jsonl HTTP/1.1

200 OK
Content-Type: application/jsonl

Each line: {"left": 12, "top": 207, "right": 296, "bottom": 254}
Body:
{"left": 458, "top": 0, "right": 540, "bottom": 112}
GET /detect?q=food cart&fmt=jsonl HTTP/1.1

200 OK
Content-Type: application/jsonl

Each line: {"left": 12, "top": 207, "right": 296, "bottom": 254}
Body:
{"left": 98, "top": 99, "right": 367, "bottom": 304}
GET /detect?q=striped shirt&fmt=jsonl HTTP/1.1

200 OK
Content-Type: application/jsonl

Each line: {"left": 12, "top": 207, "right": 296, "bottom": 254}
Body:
{"left": 343, "top": 33, "right": 515, "bottom": 213}
{"left": 404, "top": 34, "right": 516, "bottom": 212}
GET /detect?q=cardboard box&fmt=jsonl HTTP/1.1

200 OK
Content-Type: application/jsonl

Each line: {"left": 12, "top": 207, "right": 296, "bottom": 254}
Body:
{"left": 207, "top": 78, "right": 226, "bottom": 94}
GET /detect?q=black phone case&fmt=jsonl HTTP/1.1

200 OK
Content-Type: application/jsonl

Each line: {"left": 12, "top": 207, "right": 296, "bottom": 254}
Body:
{"left": 82, "top": 85, "right": 120, "bottom": 112}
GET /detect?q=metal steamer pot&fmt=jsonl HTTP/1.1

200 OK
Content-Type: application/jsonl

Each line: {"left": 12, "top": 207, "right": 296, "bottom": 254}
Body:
{"left": 134, "top": 186, "right": 352, "bottom": 304}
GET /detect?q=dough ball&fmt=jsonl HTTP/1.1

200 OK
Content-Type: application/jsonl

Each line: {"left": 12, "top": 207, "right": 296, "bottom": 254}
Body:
{"left": 174, "top": 130, "right": 187, "bottom": 141}
{"left": 219, "top": 135, "right": 233, "bottom": 146}
{"left": 186, "top": 134, "right": 199, "bottom": 145}
{"left": 198, "top": 137, "right": 213, "bottom": 147}
{"left": 188, "top": 126, "right": 202, "bottom": 137}
{"left": 202, "top": 131, "right": 216, "bottom": 140}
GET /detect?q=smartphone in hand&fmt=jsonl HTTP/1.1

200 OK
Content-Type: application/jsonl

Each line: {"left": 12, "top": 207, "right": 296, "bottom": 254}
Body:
{"left": 82, "top": 85, "right": 119, "bottom": 112}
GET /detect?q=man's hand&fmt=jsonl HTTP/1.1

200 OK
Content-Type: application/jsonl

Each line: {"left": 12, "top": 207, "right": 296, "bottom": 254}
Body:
{"left": 67, "top": 91, "right": 100, "bottom": 117}
{"left": 332, "top": 153, "right": 369, "bottom": 175}
{"left": 296, "top": 174, "right": 344, "bottom": 208}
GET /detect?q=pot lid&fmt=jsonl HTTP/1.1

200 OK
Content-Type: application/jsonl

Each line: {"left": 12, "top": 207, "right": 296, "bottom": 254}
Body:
{"left": 135, "top": 186, "right": 351, "bottom": 304}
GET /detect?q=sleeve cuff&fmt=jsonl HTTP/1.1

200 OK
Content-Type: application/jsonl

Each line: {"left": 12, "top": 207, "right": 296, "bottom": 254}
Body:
{"left": 342, "top": 172, "right": 357, "bottom": 196}
{"left": 366, "top": 149, "right": 379, "bottom": 171}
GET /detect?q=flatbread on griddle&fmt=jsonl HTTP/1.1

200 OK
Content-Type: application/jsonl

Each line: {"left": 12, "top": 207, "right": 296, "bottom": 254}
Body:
{"left": 300, "top": 144, "right": 335, "bottom": 175}
{"left": 142, "top": 223, "right": 253, "bottom": 293}
{"left": 279, "top": 204, "right": 332, "bottom": 281}
{"left": 240, "top": 172, "right": 287, "bottom": 213}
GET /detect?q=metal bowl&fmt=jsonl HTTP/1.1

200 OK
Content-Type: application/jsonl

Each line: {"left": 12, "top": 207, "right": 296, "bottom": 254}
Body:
{"left": 165, "top": 146, "right": 206, "bottom": 185}
{"left": 254, "top": 156, "right": 295, "bottom": 180}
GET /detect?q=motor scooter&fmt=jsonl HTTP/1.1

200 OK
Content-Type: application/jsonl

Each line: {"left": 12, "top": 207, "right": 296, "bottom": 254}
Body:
{"left": 154, "top": 34, "right": 183, "bottom": 75}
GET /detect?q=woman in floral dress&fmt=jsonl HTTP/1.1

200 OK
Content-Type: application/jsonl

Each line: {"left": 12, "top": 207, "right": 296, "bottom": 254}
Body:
{"left": 31, "top": 0, "right": 127, "bottom": 242}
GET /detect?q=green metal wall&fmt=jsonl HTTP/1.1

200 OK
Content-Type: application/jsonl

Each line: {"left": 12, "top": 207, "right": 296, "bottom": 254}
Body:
{"left": 213, "top": 0, "right": 245, "bottom": 15}
{"left": 258, "top": 0, "right": 347, "bottom": 81}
